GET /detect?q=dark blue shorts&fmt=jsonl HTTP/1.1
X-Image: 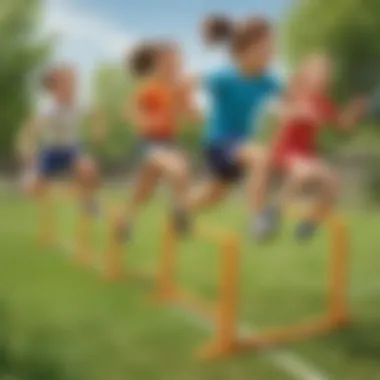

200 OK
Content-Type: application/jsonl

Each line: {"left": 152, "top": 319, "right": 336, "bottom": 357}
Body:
{"left": 38, "top": 146, "right": 79, "bottom": 178}
{"left": 204, "top": 144, "right": 244, "bottom": 182}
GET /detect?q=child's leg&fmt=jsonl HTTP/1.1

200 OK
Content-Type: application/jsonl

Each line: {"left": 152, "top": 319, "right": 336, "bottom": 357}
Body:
{"left": 147, "top": 149, "right": 189, "bottom": 210}
{"left": 126, "top": 160, "right": 160, "bottom": 222}
{"left": 25, "top": 170, "right": 53, "bottom": 245}
{"left": 235, "top": 143, "right": 270, "bottom": 214}
{"left": 186, "top": 180, "right": 229, "bottom": 212}
{"left": 74, "top": 155, "right": 100, "bottom": 215}
{"left": 113, "top": 160, "right": 159, "bottom": 242}
{"left": 305, "top": 162, "right": 339, "bottom": 222}
{"left": 279, "top": 157, "right": 339, "bottom": 238}
{"left": 233, "top": 143, "right": 276, "bottom": 240}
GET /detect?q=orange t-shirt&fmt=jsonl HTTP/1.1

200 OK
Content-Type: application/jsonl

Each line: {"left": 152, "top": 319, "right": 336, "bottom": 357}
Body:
{"left": 135, "top": 80, "right": 181, "bottom": 140}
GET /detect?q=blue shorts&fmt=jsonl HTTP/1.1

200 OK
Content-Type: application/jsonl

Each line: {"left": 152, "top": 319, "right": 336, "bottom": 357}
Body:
{"left": 38, "top": 146, "right": 79, "bottom": 178}
{"left": 204, "top": 144, "right": 244, "bottom": 182}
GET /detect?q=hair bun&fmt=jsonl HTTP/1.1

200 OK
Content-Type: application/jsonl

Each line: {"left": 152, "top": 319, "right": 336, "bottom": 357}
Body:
{"left": 202, "top": 15, "right": 233, "bottom": 44}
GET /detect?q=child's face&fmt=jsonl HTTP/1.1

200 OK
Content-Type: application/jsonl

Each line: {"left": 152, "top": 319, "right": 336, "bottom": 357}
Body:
{"left": 156, "top": 46, "right": 182, "bottom": 81}
{"left": 301, "top": 55, "right": 332, "bottom": 94}
{"left": 238, "top": 33, "right": 274, "bottom": 74}
{"left": 50, "top": 67, "right": 77, "bottom": 100}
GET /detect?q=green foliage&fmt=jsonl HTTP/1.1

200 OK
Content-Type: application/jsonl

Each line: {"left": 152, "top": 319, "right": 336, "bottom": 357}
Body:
{"left": 366, "top": 158, "right": 380, "bottom": 205}
{"left": 90, "top": 63, "right": 203, "bottom": 162}
{"left": 284, "top": 0, "right": 380, "bottom": 100}
{"left": 0, "top": 0, "right": 49, "bottom": 162}
{"left": 89, "top": 63, "right": 135, "bottom": 160}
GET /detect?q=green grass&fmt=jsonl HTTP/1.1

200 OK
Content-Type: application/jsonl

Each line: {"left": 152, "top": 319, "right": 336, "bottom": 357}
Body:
{"left": 0, "top": 189, "right": 380, "bottom": 379}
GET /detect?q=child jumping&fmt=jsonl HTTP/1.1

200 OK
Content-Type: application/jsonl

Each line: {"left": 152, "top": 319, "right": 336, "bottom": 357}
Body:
{"left": 115, "top": 40, "right": 197, "bottom": 240}
{"left": 186, "top": 14, "right": 281, "bottom": 239}
{"left": 17, "top": 65, "right": 102, "bottom": 216}
{"left": 270, "top": 53, "right": 366, "bottom": 239}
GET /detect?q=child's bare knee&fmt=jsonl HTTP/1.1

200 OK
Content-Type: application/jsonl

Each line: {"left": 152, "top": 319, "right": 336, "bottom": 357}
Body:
{"left": 325, "top": 172, "right": 339, "bottom": 196}
{"left": 168, "top": 158, "right": 188, "bottom": 179}
{"left": 75, "top": 157, "right": 99, "bottom": 188}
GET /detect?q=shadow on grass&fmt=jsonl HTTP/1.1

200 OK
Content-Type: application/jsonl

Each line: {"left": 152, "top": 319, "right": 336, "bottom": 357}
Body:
{"left": 0, "top": 301, "right": 80, "bottom": 380}
{"left": 324, "top": 320, "right": 380, "bottom": 359}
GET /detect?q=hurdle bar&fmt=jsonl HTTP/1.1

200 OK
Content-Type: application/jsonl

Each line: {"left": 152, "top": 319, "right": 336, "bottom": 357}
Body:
{"left": 155, "top": 212, "right": 349, "bottom": 360}
{"left": 154, "top": 221, "right": 240, "bottom": 359}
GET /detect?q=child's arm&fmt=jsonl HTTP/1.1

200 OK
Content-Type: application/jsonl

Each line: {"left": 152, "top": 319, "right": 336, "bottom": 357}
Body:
{"left": 272, "top": 97, "right": 319, "bottom": 123}
{"left": 15, "top": 115, "right": 41, "bottom": 167}
{"left": 178, "top": 76, "right": 203, "bottom": 125}
{"left": 336, "top": 96, "right": 368, "bottom": 130}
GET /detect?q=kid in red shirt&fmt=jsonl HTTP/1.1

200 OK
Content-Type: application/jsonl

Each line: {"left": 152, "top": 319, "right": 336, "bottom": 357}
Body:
{"left": 269, "top": 53, "right": 366, "bottom": 239}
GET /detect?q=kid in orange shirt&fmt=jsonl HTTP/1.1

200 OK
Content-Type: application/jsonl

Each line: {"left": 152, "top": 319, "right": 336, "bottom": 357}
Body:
{"left": 116, "top": 41, "right": 196, "bottom": 240}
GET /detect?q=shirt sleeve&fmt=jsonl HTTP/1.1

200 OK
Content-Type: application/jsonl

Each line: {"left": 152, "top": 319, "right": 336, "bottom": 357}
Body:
{"left": 203, "top": 70, "right": 226, "bottom": 94}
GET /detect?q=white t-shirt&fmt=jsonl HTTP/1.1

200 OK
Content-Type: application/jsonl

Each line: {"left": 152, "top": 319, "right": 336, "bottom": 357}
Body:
{"left": 37, "top": 97, "right": 86, "bottom": 148}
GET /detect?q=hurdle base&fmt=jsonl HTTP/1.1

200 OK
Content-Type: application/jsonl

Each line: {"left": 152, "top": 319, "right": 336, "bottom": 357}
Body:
{"left": 37, "top": 234, "right": 56, "bottom": 248}
{"left": 237, "top": 314, "right": 349, "bottom": 352}
{"left": 74, "top": 249, "right": 92, "bottom": 268}
{"left": 197, "top": 340, "right": 237, "bottom": 361}
{"left": 154, "top": 287, "right": 216, "bottom": 319}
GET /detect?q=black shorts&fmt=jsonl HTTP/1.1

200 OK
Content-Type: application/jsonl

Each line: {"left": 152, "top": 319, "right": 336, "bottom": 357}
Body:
{"left": 204, "top": 144, "right": 244, "bottom": 183}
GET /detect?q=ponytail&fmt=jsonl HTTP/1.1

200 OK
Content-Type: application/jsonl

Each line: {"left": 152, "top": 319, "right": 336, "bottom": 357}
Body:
{"left": 202, "top": 15, "right": 234, "bottom": 45}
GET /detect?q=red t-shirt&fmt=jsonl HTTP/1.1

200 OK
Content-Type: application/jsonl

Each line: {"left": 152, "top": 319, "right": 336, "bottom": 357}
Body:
{"left": 271, "top": 95, "right": 337, "bottom": 169}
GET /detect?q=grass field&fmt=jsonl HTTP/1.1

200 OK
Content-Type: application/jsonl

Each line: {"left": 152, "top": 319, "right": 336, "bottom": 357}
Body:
{"left": 1, "top": 187, "right": 380, "bottom": 380}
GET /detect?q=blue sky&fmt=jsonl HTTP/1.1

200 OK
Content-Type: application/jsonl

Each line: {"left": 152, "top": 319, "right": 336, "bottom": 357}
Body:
{"left": 44, "top": 0, "right": 294, "bottom": 97}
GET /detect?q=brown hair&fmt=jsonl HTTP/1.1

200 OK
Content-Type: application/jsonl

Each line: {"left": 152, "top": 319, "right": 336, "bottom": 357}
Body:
{"left": 128, "top": 40, "right": 177, "bottom": 77}
{"left": 202, "top": 15, "right": 271, "bottom": 54}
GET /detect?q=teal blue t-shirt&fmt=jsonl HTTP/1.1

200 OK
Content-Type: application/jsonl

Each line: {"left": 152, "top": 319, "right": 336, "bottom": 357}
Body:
{"left": 204, "top": 66, "right": 280, "bottom": 146}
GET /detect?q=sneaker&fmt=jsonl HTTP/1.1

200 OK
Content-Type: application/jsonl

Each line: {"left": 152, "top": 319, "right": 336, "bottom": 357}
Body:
{"left": 252, "top": 205, "right": 281, "bottom": 242}
{"left": 172, "top": 206, "right": 190, "bottom": 235}
{"left": 294, "top": 220, "right": 318, "bottom": 241}
{"left": 114, "top": 220, "right": 132, "bottom": 244}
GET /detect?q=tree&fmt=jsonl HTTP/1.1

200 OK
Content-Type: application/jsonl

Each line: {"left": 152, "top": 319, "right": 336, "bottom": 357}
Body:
{"left": 90, "top": 63, "right": 135, "bottom": 160}
{"left": 283, "top": 0, "right": 380, "bottom": 100}
{"left": 0, "top": 0, "right": 48, "bottom": 164}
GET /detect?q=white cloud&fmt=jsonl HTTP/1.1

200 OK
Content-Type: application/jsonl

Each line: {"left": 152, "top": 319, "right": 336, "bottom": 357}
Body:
{"left": 42, "top": 0, "right": 135, "bottom": 100}
{"left": 44, "top": 0, "right": 134, "bottom": 59}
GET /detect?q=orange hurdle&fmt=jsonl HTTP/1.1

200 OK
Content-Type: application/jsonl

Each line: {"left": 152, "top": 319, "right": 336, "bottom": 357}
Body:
{"left": 103, "top": 208, "right": 153, "bottom": 282}
{"left": 155, "top": 211, "right": 349, "bottom": 360}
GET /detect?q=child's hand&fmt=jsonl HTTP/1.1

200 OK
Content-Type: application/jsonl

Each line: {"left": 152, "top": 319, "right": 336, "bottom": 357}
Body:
{"left": 348, "top": 96, "right": 368, "bottom": 116}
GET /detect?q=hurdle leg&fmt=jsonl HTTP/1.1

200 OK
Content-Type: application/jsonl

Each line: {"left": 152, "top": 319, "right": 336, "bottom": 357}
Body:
{"left": 103, "top": 209, "right": 124, "bottom": 281}
{"left": 198, "top": 234, "right": 239, "bottom": 360}
{"left": 74, "top": 211, "right": 92, "bottom": 267}
{"left": 328, "top": 214, "right": 350, "bottom": 326}
{"left": 155, "top": 221, "right": 177, "bottom": 301}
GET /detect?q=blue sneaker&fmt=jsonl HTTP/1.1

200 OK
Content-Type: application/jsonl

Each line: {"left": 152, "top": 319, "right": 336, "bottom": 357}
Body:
{"left": 295, "top": 220, "right": 318, "bottom": 241}
{"left": 252, "top": 205, "right": 281, "bottom": 242}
